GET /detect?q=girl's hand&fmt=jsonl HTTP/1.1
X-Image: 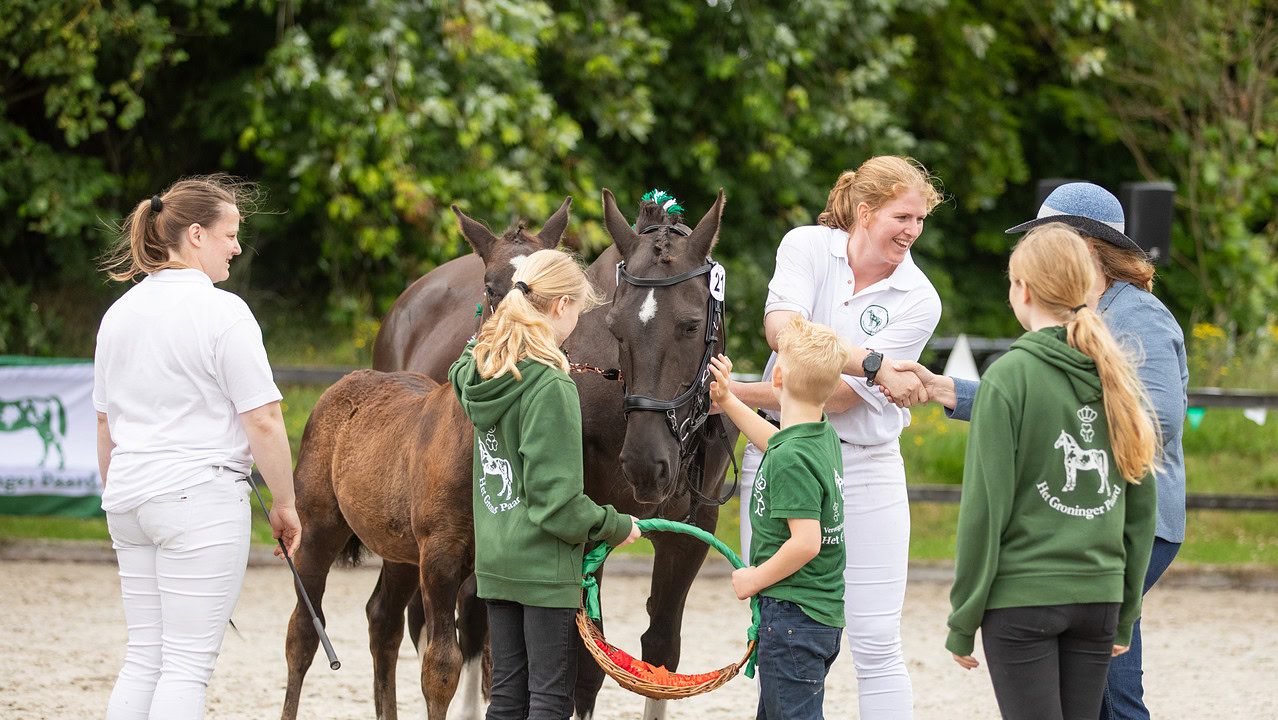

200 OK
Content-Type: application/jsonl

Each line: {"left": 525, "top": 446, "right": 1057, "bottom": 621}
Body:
{"left": 708, "top": 354, "right": 734, "bottom": 405}
{"left": 1112, "top": 644, "right": 1130, "bottom": 657}
{"left": 618, "top": 516, "right": 642, "bottom": 547}
{"left": 952, "top": 653, "right": 979, "bottom": 670}
{"left": 731, "top": 566, "right": 759, "bottom": 600}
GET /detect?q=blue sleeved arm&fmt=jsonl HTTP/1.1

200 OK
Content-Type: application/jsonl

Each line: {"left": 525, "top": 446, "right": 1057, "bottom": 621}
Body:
{"left": 946, "top": 378, "right": 980, "bottom": 423}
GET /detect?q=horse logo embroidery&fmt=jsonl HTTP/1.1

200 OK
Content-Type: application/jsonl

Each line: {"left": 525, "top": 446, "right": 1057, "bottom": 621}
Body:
{"left": 1054, "top": 429, "right": 1111, "bottom": 495}
{"left": 752, "top": 473, "right": 767, "bottom": 517}
{"left": 831, "top": 470, "right": 844, "bottom": 523}
{"left": 0, "top": 396, "right": 67, "bottom": 470}
{"left": 860, "top": 305, "right": 889, "bottom": 336}
{"left": 477, "top": 428, "right": 518, "bottom": 513}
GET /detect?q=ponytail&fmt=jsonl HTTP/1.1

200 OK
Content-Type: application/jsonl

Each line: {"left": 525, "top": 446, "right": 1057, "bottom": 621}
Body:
{"left": 1009, "top": 223, "right": 1160, "bottom": 484}
{"left": 100, "top": 174, "right": 259, "bottom": 281}
{"left": 472, "top": 249, "right": 601, "bottom": 381}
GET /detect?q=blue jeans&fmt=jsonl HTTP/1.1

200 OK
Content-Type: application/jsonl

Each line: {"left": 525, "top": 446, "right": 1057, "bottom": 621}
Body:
{"left": 1099, "top": 537, "right": 1182, "bottom": 720}
{"left": 755, "top": 597, "right": 842, "bottom": 720}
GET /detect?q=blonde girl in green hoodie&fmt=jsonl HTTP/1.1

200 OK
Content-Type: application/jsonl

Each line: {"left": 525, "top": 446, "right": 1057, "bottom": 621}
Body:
{"left": 449, "top": 248, "right": 640, "bottom": 720}
{"left": 946, "top": 223, "right": 1159, "bottom": 720}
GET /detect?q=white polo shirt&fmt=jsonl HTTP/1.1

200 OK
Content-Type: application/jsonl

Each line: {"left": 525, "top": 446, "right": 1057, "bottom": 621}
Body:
{"left": 761, "top": 225, "right": 942, "bottom": 447}
{"left": 93, "top": 269, "right": 282, "bottom": 513}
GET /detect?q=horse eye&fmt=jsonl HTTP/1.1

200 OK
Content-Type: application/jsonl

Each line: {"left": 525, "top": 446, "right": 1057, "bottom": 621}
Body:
{"left": 681, "top": 323, "right": 700, "bottom": 337}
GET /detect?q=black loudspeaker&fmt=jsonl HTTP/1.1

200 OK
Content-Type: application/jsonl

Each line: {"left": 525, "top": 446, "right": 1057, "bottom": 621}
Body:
{"left": 1035, "top": 178, "right": 1084, "bottom": 209}
{"left": 1119, "top": 182, "right": 1175, "bottom": 265}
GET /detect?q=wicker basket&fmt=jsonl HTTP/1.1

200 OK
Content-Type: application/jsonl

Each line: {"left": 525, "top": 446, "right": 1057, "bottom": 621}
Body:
{"left": 576, "top": 608, "right": 757, "bottom": 700}
{"left": 577, "top": 517, "right": 761, "bottom": 700}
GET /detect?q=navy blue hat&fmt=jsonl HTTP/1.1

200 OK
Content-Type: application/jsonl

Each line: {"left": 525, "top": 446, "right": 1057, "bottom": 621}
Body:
{"left": 1006, "top": 182, "right": 1144, "bottom": 254}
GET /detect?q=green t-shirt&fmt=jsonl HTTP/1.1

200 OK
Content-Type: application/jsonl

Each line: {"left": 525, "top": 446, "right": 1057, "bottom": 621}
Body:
{"left": 748, "top": 418, "right": 846, "bottom": 628}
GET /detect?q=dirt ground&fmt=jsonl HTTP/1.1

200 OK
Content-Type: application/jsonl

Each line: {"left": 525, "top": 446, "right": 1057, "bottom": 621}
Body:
{"left": 2, "top": 556, "right": 1275, "bottom": 719}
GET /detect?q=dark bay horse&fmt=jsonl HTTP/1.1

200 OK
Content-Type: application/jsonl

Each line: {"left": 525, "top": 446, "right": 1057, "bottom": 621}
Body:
{"left": 308, "top": 191, "right": 738, "bottom": 720}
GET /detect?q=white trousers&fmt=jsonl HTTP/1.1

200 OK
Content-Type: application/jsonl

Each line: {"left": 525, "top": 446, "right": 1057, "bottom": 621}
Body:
{"left": 741, "top": 439, "right": 913, "bottom": 719}
{"left": 105, "top": 474, "right": 251, "bottom": 720}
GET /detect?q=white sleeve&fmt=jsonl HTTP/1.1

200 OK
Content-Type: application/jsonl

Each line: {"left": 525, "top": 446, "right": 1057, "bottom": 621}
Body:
{"left": 92, "top": 334, "right": 108, "bottom": 413}
{"left": 764, "top": 230, "right": 818, "bottom": 319}
{"left": 214, "top": 318, "right": 283, "bottom": 414}
{"left": 847, "top": 291, "right": 943, "bottom": 410}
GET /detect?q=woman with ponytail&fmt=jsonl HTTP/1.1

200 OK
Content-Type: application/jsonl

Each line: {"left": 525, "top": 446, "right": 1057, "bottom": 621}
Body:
{"left": 449, "top": 248, "right": 640, "bottom": 720}
{"left": 94, "top": 175, "right": 300, "bottom": 719}
{"left": 945, "top": 223, "right": 1158, "bottom": 719}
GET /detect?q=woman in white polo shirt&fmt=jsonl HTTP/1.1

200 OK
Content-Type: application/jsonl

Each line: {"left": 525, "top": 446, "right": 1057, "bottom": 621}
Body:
{"left": 95, "top": 175, "right": 301, "bottom": 720}
{"left": 734, "top": 156, "right": 943, "bottom": 719}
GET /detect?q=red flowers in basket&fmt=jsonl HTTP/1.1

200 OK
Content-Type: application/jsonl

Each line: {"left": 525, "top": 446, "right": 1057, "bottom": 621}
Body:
{"left": 593, "top": 637, "right": 722, "bottom": 687}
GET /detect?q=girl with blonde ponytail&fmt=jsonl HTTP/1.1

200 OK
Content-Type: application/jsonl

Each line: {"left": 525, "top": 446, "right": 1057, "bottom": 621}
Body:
{"left": 449, "top": 248, "right": 639, "bottom": 720}
{"left": 945, "top": 224, "right": 1159, "bottom": 719}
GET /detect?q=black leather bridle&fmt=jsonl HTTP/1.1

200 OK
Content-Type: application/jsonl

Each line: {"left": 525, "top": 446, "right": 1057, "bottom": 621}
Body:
{"left": 615, "top": 224, "right": 736, "bottom": 507}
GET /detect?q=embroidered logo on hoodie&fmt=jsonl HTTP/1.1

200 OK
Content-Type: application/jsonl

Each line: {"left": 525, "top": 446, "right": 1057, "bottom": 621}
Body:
{"left": 478, "top": 427, "right": 520, "bottom": 514}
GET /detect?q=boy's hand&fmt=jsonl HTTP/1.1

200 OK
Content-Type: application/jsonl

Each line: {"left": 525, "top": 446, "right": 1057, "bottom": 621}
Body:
{"left": 708, "top": 354, "right": 734, "bottom": 406}
{"left": 731, "top": 566, "right": 760, "bottom": 600}
{"left": 951, "top": 653, "right": 979, "bottom": 670}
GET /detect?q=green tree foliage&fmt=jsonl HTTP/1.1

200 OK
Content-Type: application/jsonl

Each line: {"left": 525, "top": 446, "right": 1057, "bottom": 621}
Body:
{"left": 1101, "top": 0, "right": 1278, "bottom": 335}
{"left": 2, "top": 0, "right": 1271, "bottom": 370}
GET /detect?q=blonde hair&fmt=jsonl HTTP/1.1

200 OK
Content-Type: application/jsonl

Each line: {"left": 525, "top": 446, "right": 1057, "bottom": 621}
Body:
{"left": 100, "top": 173, "right": 259, "bottom": 281}
{"left": 1085, "top": 236, "right": 1156, "bottom": 292}
{"left": 817, "top": 156, "right": 943, "bottom": 232}
{"left": 1008, "top": 223, "right": 1159, "bottom": 483}
{"left": 775, "top": 316, "right": 854, "bottom": 405}
{"left": 473, "top": 249, "right": 603, "bottom": 380}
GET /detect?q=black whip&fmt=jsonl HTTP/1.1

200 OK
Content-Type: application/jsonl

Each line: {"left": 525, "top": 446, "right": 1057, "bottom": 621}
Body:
{"left": 248, "top": 476, "right": 340, "bottom": 671}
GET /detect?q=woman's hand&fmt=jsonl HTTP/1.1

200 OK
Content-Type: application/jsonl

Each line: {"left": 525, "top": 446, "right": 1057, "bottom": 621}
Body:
{"left": 270, "top": 503, "right": 302, "bottom": 559}
{"left": 618, "top": 515, "right": 643, "bottom": 547}
{"left": 708, "top": 354, "right": 734, "bottom": 406}
{"left": 951, "top": 653, "right": 980, "bottom": 670}
{"left": 1112, "top": 644, "right": 1130, "bottom": 657}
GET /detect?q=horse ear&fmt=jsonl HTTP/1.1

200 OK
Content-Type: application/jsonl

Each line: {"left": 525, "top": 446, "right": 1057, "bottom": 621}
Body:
{"left": 452, "top": 205, "right": 498, "bottom": 261}
{"left": 687, "top": 188, "right": 725, "bottom": 259}
{"left": 536, "top": 196, "right": 572, "bottom": 249}
{"left": 602, "top": 189, "right": 643, "bottom": 260}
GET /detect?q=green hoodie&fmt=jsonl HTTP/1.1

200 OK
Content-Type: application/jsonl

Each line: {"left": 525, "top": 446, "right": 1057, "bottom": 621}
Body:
{"left": 946, "top": 326, "right": 1157, "bottom": 656}
{"left": 449, "top": 342, "right": 633, "bottom": 608}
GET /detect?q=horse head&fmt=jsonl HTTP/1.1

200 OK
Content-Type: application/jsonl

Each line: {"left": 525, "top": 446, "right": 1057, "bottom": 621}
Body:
{"left": 451, "top": 196, "right": 573, "bottom": 321}
{"left": 1054, "top": 429, "right": 1073, "bottom": 451}
{"left": 600, "top": 187, "right": 726, "bottom": 504}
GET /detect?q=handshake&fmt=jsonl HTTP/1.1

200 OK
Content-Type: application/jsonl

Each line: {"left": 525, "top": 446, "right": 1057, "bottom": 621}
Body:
{"left": 874, "top": 360, "right": 956, "bottom": 410}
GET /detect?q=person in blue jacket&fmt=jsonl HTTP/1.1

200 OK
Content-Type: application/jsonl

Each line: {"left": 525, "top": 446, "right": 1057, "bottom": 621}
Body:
{"left": 884, "top": 182, "right": 1188, "bottom": 720}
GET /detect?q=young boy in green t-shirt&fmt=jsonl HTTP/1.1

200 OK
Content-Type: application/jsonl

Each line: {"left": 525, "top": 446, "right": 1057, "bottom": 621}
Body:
{"left": 708, "top": 316, "right": 852, "bottom": 720}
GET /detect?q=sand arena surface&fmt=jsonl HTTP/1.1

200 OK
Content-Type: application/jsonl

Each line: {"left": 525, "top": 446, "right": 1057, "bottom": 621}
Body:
{"left": 2, "top": 557, "right": 1275, "bottom": 719}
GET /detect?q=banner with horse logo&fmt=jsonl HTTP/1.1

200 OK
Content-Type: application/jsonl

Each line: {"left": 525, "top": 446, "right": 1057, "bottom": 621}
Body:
{"left": 0, "top": 357, "right": 103, "bottom": 516}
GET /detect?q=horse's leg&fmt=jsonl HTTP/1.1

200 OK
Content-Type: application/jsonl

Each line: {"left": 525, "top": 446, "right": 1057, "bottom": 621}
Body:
{"left": 448, "top": 573, "right": 489, "bottom": 720}
{"left": 641, "top": 510, "right": 715, "bottom": 720}
{"left": 419, "top": 550, "right": 465, "bottom": 720}
{"left": 367, "top": 561, "right": 423, "bottom": 720}
{"left": 281, "top": 525, "right": 351, "bottom": 720}
{"left": 572, "top": 566, "right": 606, "bottom": 720}
{"left": 407, "top": 589, "right": 427, "bottom": 654}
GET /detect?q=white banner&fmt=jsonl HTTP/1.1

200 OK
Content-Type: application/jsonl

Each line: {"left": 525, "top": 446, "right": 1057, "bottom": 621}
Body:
{"left": 0, "top": 362, "right": 103, "bottom": 497}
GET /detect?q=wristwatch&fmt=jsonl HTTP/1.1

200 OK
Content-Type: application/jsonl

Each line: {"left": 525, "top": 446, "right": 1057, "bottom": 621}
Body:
{"left": 862, "top": 350, "right": 883, "bottom": 386}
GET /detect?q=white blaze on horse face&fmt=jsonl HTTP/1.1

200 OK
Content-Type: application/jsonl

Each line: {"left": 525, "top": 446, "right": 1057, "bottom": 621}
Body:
{"left": 509, "top": 255, "right": 527, "bottom": 269}
{"left": 638, "top": 289, "right": 658, "bottom": 325}
{"left": 644, "top": 697, "right": 668, "bottom": 720}
{"left": 445, "top": 655, "right": 487, "bottom": 720}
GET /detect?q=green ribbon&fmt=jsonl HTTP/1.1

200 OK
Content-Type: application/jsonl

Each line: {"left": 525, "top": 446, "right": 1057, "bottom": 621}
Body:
{"left": 581, "top": 517, "right": 761, "bottom": 678}
{"left": 474, "top": 302, "right": 483, "bottom": 318}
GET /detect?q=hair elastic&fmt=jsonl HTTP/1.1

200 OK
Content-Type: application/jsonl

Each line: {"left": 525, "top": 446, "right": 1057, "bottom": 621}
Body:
{"left": 1072, "top": 304, "right": 1087, "bottom": 313}
{"left": 514, "top": 281, "right": 532, "bottom": 295}
{"left": 150, "top": 196, "right": 163, "bottom": 213}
